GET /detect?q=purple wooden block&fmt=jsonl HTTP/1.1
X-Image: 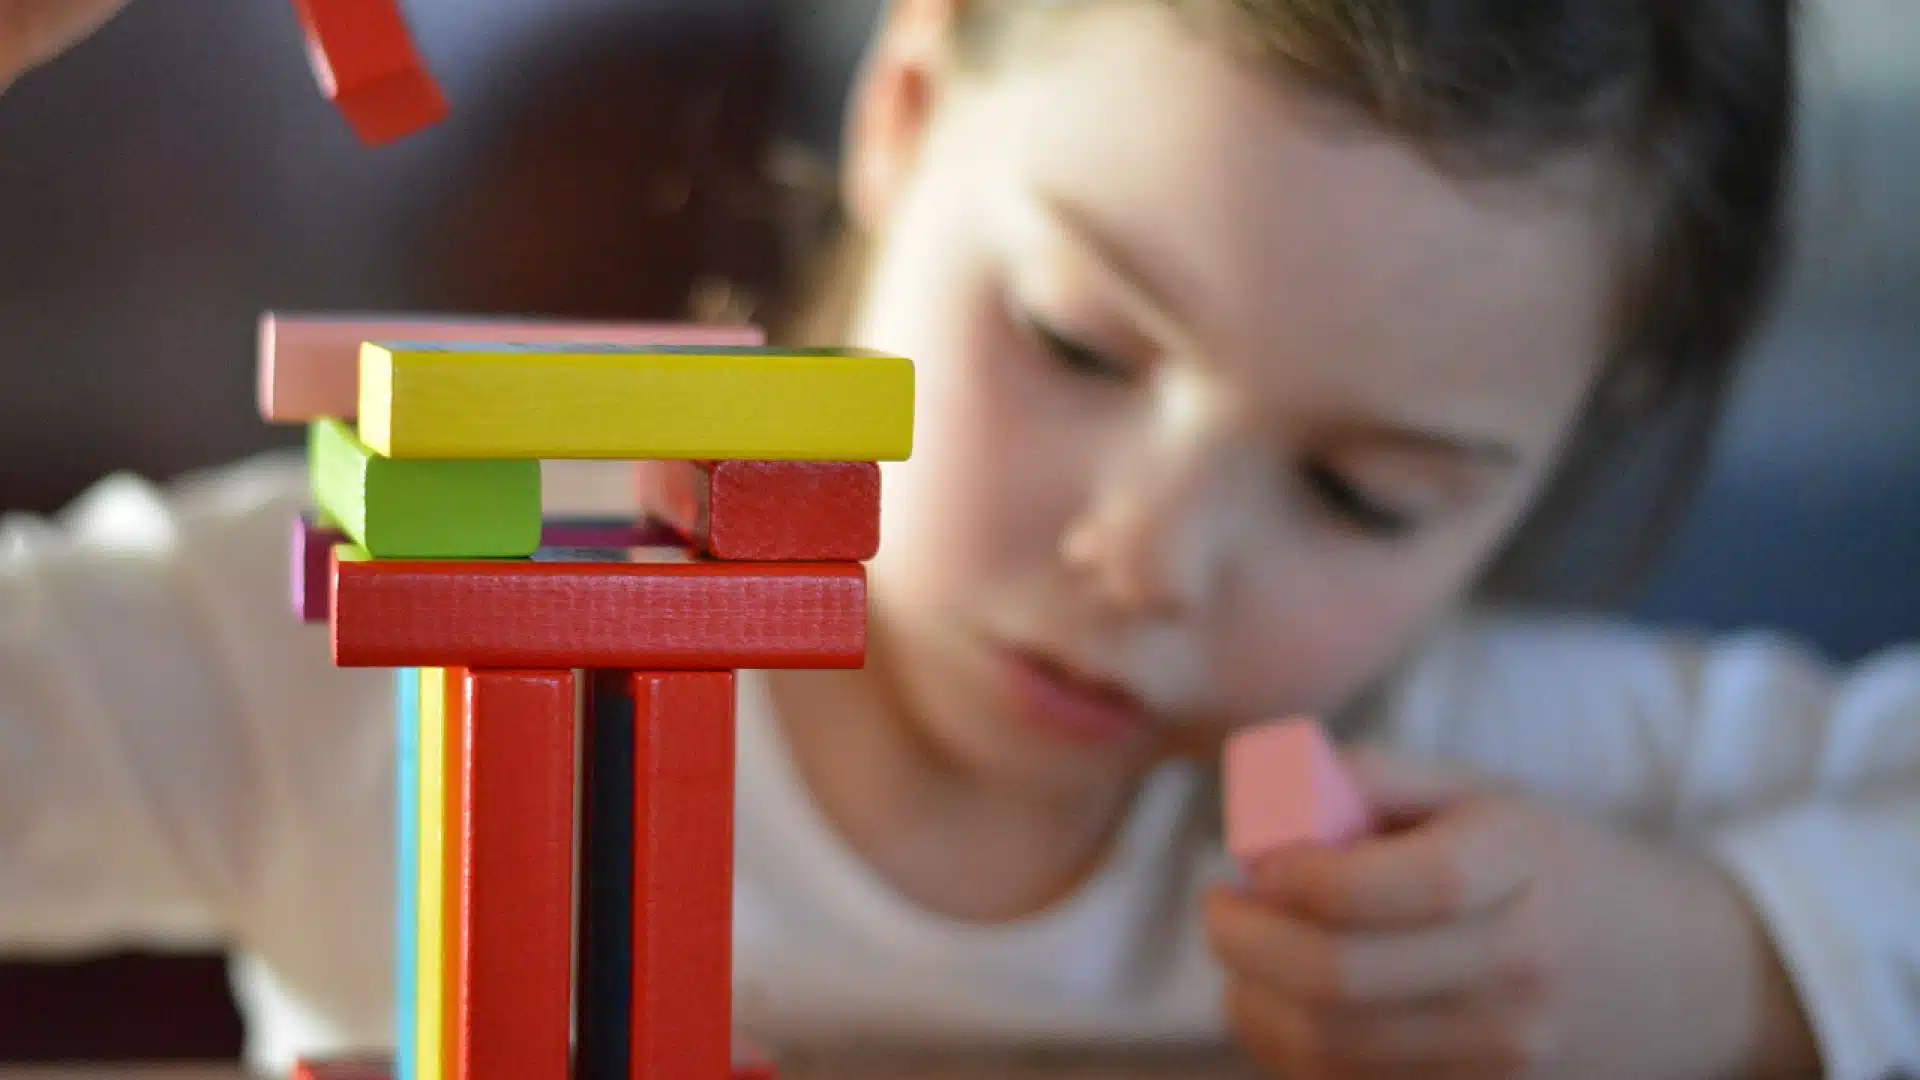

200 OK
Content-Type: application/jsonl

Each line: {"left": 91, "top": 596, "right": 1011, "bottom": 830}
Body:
{"left": 293, "top": 513, "right": 347, "bottom": 624}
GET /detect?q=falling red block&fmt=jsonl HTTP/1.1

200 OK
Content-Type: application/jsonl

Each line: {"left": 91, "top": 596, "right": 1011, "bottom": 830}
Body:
{"left": 289, "top": 0, "right": 447, "bottom": 146}
{"left": 1223, "top": 717, "right": 1370, "bottom": 872}
{"left": 636, "top": 460, "right": 882, "bottom": 562}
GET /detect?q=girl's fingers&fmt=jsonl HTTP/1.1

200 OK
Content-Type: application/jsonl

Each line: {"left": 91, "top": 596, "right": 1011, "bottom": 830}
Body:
{"left": 1248, "top": 792, "right": 1537, "bottom": 929}
{"left": 1206, "top": 882, "right": 1550, "bottom": 1005}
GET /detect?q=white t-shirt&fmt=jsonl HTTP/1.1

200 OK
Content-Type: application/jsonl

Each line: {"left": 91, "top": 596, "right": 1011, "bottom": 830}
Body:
{"left": 1, "top": 452, "right": 1916, "bottom": 1080}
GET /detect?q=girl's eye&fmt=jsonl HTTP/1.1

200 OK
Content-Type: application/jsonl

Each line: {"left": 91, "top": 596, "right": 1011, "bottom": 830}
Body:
{"left": 1302, "top": 460, "right": 1421, "bottom": 540}
{"left": 1016, "top": 306, "right": 1134, "bottom": 382}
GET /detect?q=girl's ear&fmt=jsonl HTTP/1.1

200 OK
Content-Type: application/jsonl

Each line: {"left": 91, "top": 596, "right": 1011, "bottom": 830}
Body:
{"left": 841, "top": 0, "right": 964, "bottom": 233}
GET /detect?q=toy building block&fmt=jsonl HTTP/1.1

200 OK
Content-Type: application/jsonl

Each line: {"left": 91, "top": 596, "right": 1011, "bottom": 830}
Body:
{"left": 413, "top": 668, "right": 454, "bottom": 1080}
{"left": 356, "top": 343, "right": 915, "bottom": 461}
{"left": 298, "top": 514, "right": 676, "bottom": 624}
{"left": 291, "top": 1050, "right": 776, "bottom": 1080}
{"left": 289, "top": 0, "right": 447, "bottom": 146}
{"left": 636, "top": 460, "right": 882, "bottom": 562}
{"left": 258, "top": 314, "right": 764, "bottom": 424}
{"left": 329, "top": 545, "right": 867, "bottom": 670}
{"left": 1223, "top": 717, "right": 1371, "bottom": 872}
{"left": 454, "top": 669, "right": 575, "bottom": 1080}
{"left": 393, "top": 669, "right": 421, "bottom": 1080}
{"left": 576, "top": 672, "right": 735, "bottom": 1080}
{"left": 310, "top": 419, "right": 541, "bottom": 559}
{"left": 294, "top": 514, "right": 349, "bottom": 622}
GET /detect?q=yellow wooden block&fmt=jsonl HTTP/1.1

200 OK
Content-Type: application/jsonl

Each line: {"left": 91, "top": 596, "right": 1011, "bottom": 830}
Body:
{"left": 415, "top": 668, "right": 450, "bottom": 1080}
{"left": 357, "top": 343, "right": 915, "bottom": 461}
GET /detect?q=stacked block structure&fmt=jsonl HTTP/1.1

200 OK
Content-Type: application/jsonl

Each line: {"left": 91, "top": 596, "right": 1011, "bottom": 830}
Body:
{"left": 259, "top": 313, "right": 914, "bottom": 1080}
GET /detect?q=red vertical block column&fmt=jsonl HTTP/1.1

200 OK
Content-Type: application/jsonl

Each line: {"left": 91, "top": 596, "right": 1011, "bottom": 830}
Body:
{"left": 632, "top": 671, "right": 736, "bottom": 1080}
{"left": 454, "top": 669, "right": 576, "bottom": 1080}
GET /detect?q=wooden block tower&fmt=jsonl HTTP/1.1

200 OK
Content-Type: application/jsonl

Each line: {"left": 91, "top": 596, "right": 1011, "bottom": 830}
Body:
{"left": 257, "top": 313, "right": 915, "bottom": 1080}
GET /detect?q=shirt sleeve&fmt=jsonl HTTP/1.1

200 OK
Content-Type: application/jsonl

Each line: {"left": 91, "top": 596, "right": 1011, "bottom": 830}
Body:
{"left": 0, "top": 450, "right": 388, "bottom": 957}
{"left": 1375, "top": 614, "right": 1920, "bottom": 1080}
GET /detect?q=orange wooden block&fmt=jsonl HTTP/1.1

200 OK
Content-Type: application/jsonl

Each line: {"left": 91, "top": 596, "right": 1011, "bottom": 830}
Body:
{"left": 636, "top": 460, "right": 882, "bottom": 561}
{"left": 453, "top": 669, "right": 575, "bottom": 1080}
{"left": 291, "top": 0, "right": 447, "bottom": 146}
{"left": 629, "top": 672, "right": 736, "bottom": 1080}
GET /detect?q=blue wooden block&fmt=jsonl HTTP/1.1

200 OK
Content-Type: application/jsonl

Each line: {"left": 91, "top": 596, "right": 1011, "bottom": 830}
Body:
{"left": 394, "top": 668, "right": 421, "bottom": 1080}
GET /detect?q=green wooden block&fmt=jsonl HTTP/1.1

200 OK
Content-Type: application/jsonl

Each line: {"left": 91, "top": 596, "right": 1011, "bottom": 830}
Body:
{"left": 308, "top": 418, "right": 542, "bottom": 558}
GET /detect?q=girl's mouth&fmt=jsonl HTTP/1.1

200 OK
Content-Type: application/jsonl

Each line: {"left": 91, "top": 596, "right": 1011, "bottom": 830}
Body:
{"left": 997, "top": 646, "right": 1155, "bottom": 749}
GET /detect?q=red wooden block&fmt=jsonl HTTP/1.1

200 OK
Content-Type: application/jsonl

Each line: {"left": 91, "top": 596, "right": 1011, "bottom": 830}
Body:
{"left": 636, "top": 461, "right": 882, "bottom": 562}
{"left": 330, "top": 550, "right": 867, "bottom": 670}
{"left": 293, "top": 515, "right": 674, "bottom": 625}
{"left": 290, "top": 0, "right": 447, "bottom": 146}
{"left": 629, "top": 672, "right": 736, "bottom": 1080}
{"left": 454, "top": 669, "right": 575, "bottom": 1080}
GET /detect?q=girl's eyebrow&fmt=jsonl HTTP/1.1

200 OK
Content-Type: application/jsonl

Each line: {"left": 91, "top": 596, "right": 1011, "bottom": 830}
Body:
{"left": 1037, "top": 189, "right": 1189, "bottom": 324}
{"left": 1350, "top": 425, "right": 1522, "bottom": 468}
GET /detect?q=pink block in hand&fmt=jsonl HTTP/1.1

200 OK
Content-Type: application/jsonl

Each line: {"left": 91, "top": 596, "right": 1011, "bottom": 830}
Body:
{"left": 1224, "top": 717, "right": 1370, "bottom": 869}
{"left": 256, "top": 314, "right": 766, "bottom": 423}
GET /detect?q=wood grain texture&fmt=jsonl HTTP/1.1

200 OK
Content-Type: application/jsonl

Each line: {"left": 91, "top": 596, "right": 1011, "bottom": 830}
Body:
{"left": 288, "top": 0, "right": 447, "bottom": 146}
{"left": 635, "top": 461, "right": 881, "bottom": 561}
{"left": 626, "top": 672, "right": 736, "bottom": 1080}
{"left": 357, "top": 344, "right": 915, "bottom": 461}
{"left": 330, "top": 546, "right": 867, "bottom": 669}
{"left": 258, "top": 314, "right": 763, "bottom": 423}
{"left": 308, "top": 419, "right": 541, "bottom": 559}
{"left": 454, "top": 671, "right": 575, "bottom": 1080}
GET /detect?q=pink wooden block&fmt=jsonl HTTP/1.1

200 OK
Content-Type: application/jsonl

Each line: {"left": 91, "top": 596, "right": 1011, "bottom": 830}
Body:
{"left": 257, "top": 314, "right": 766, "bottom": 423}
{"left": 1224, "top": 717, "right": 1370, "bottom": 870}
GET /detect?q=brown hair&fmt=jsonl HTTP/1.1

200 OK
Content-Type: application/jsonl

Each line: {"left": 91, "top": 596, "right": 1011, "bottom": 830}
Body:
{"left": 769, "top": 0, "right": 1799, "bottom": 607}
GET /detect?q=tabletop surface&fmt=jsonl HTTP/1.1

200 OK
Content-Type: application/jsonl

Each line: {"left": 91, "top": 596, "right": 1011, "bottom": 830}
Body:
{"left": 0, "top": 1050, "right": 1265, "bottom": 1080}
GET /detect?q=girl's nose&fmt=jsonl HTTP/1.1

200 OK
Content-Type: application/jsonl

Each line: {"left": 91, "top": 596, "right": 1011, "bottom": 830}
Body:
{"left": 1059, "top": 375, "right": 1242, "bottom": 622}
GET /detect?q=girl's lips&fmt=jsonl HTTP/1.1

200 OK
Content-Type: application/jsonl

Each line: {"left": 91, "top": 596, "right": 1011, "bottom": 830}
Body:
{"left": 998, "top": 647, "right": 1153, "bottom": 748}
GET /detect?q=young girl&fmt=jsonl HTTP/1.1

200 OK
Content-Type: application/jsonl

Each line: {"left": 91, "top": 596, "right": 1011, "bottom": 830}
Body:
{"left": 3, "top": 2, "right": 1916, "bottom": 1079}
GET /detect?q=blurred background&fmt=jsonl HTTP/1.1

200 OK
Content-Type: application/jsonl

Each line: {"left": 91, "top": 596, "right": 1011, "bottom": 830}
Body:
{"left": 0, "top": 0, "right": 1912, "bottom": 1062}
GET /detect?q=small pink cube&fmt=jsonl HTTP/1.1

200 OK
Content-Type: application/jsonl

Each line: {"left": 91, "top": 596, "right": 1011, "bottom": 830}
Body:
{"left": 1224, "top": 717, "right": 1370, "bottom": 870}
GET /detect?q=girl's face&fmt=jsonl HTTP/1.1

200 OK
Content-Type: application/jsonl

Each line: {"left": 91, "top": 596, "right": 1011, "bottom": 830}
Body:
{"left": 845, "top": 2, "right": 1615, "bottom": 794}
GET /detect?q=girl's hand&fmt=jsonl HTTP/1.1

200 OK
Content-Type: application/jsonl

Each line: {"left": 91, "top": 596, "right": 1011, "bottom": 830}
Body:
{"left": 1204, "top": 748, "right": 1820, "bottom": 1080}
{"left": 0, "top": 0, "right": 133, "bottom": 90}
